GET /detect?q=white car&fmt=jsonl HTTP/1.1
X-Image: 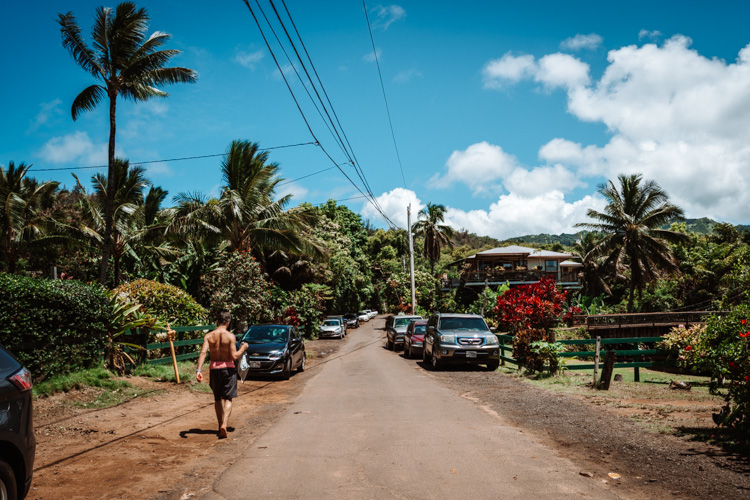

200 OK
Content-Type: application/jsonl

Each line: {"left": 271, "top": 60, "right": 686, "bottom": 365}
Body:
{"left": 357, "top": 311, "right": 369, "bottom": 322}
{"left": 368, "top": 310, "right": 379, "bottom": 319}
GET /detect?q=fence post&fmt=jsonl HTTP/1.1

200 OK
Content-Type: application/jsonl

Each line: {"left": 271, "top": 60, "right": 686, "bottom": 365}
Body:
{"left": 593, "top": 336, "right": 601, "bottom": 388}
{"left": 634, "top": 343, "right": 641, "bottom": 382}
{"left": 500, "top": 336, "right": 505, "bottom": 366}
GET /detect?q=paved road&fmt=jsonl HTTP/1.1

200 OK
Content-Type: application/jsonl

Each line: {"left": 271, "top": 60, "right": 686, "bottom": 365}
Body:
{"left": 203, "top": 317, "right": 621, "bottom": 499}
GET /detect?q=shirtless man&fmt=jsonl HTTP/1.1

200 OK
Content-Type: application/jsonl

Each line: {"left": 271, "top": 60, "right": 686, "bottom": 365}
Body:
{"left": 196, "top": 311, "right": 248, "bottom": 438}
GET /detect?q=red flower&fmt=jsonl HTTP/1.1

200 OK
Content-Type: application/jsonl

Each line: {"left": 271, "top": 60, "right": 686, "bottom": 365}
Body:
{"left": 685, "top": 345, "right": 694, "bottom": 351}
{"left": 743, "top": 319, "right": 748, "bottom": 325}
{"left": 741, "top": 332, "right": 750, "bottom": 338}
{"left": 746, "top": 375, "right": 750, "bottom": 382}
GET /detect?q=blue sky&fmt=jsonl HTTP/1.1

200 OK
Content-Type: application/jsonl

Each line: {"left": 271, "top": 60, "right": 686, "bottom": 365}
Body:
{"left": 4, "top": 1, "right": 750, "bottom": 238}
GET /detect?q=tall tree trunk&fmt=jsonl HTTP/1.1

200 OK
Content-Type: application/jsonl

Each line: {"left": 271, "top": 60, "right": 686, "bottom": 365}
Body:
{"left": 627, "top": 278, "right": 636, "bottom": 313}
{"left": 100, "top": 94, "right": 117, "bottom": 286}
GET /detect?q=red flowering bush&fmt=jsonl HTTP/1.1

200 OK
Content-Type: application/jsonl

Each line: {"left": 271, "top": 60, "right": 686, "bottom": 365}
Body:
{"left": 495, "top": 277, "right": 569, "bottom": 372}
{"left": 494, "top": 277, "right": 568, "bottom": 334}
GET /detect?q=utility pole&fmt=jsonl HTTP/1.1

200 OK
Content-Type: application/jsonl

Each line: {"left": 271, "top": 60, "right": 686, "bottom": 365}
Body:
{"left": 407, "top": 204, "right": 416, "bottom": 315}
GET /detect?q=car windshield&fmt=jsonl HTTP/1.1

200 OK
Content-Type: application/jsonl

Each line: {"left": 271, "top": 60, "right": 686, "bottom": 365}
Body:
{"left": 439, "top": 317, "right": 488, "bottom": 332}
{"left": 322, "top": 320, "right": 340, "bottom": 327}
{"left": 394, "top": 317, "right": 419, "bottom": 328}
{"left": 242, "top": 326, "right": 289, "bottom": 344}
{"left": 413, "top": 325, "right": 426, "bottom": 334}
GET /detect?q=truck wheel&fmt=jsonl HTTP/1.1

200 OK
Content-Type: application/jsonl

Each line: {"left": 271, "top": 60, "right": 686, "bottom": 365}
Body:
{"left": 486, "top": 360, "right": 500, "bottom": 371}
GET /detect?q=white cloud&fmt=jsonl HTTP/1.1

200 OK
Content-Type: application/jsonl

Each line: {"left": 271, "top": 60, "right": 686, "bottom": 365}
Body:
{"left": 638, "top": 29, "right": 662, "bottom": 41}
{"left": 393, "top": 69, "right": 422, "bottom": 84}
{"left": 37, "top": 131, "right": 114, "bottom": 165}
{"left": 235, "top": 47, "right": 265, "bottom": 69}
{"left": 443, "top": 192, "right": 603, "bottom": 241}
{"left": 371, "top": 5, "right": 406, "bottom": 31}
{"left": 27, "top": 99, "right": 62, "bottom": 133}
{"left": 360, "top": 187, "right": 423, "bottom": 229}
{"left": 430, "top": 142, "right": 518, "bottom": 194}
{"left": 503, "top": 164, "right": 584, "bottom": 196}
{"left": 482, "top": 53, "right": 536, "bottom": 89}
{"left": 560, "top": 33, "right": 603, "bottom": 51}
{"left": 363, "top": 48, "right": 383, "bottom": 63}
{"left": 482, "top": 35, "right": 750, "bottom": 222}
{"left": 535, "top": 53, "right": 591, "bottom": 89}
{"left": 277, "top": 183, "right": 309, "bottom": 202}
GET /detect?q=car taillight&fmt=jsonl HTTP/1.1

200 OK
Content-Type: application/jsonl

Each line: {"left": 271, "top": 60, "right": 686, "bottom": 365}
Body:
{"left": 10, "top": 367, "right": 32, "bottom": 391}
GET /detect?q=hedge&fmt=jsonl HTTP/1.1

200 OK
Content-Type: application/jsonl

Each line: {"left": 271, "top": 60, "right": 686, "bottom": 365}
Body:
{"left": 0, "top": 273, "right": 109, "bottom": 381}
{"left": 114, "top": 279, "right": 207, "bottom": 328}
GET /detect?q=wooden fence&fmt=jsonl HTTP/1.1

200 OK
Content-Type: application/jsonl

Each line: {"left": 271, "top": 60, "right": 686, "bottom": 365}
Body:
{"left": 497, "top": 334, "right": 675, "bottom": 381}
{"left": 124, "top": 324, "right": 214, "bottom": 365}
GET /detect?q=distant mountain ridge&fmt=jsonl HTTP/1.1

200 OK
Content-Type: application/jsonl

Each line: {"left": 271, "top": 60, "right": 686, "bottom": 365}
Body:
{"left": 458, "top": 218, "right": 748, "bottom": 250}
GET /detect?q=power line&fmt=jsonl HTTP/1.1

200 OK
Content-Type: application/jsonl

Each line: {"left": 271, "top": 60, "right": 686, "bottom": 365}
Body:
{"left": 361, "top": 0, "right": 407, "bottom": 188}
{"left": 241, "top": 0, "right": 396, "bottom": 228}
{"left": 27, "top": 141, "right": 317, "bottom": 172}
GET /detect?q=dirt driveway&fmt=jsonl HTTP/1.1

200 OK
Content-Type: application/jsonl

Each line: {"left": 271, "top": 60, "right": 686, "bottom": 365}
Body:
{"left": 29, "top": 338, "right": 347, "bottom": 500}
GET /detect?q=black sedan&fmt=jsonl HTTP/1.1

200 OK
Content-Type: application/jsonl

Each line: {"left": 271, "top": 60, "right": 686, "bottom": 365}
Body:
{"left": 237, "top": 325, "right": 305, "bottom": 380}
{"left": 0, "top": 344, "right": 35, "bottom": 499}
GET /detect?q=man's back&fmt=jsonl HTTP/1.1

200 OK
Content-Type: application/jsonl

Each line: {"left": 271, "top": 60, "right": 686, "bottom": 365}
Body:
{"left": 206, "top": 328, "right": 237, "bottom": 362}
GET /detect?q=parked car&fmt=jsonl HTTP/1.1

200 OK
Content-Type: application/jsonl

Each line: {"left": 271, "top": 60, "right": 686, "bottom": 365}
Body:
{"left": 423, "top": 313, "right": 500, "bottom": 370}
{"left": 237, "top": 325, "right": 305, "bottom": 380}
{"left": 386, "top": 314, "right": 423, "bottom": 350}
{"left": 326, "top": 315, "right": 348, "bottom": 334}
{"left": 0, "top": 344, "right": 35, "bottom": 499}
{"left": 357, "top": 311, "right": 369, "bottom": 323}
{"left": 367, "top": 310, "right": 379, "bottom": 320}
{"left": 403, "top": 320, "right": 428, "bottom": 359}
{"left": 319, "top": 318, "right": 345, "bottom": 339}
{"left": 343, "top": 313, "right": 360, "bottom": 329}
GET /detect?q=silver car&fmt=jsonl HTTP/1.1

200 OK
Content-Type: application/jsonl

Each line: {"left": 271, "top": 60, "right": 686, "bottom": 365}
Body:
{"left": 386, "top": 314, "right": 423, "bottom": 350}
{"left": 319, "top": 319, "right": 345, "bottom": 339}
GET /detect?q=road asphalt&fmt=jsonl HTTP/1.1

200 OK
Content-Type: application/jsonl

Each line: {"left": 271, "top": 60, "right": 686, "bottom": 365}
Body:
{"left": 202, "top": 317, "right": 622, "bottom": 499}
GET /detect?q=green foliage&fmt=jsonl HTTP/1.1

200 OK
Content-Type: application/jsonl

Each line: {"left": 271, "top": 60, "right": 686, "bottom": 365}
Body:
{"left": 529, "top": 341, "right": 567, "bottom": 374}
{"left": 114, "top": 279, "right": 207, "bottom": 326}
{"left": 384, "top": 270, "right": 441, "bottom": 314}
{"left": 33, "top": 367, "right": 130, "bottom": 397}
{"left": 201, "top": 251, "right": 273, "bottom": 329}
{"left": 0, "top": 273, "right": 110, "bottom": 380}
{"left": 512, "top": 328, "right": 551, "bottom": 373}
{"left": 271, "top": 283, "right": 332, "bottom": 338}
{"left": 662, "top": 307, "right": 750, "bottom": 441}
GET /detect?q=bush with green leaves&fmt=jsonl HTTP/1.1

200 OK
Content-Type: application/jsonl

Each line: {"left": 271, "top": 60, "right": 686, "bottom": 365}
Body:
{"left": 0, "top": 273, "right": 109, "bottom": 381}
{"left": 114, "top": 279, "right": 207, "bottom": 327}
{"left": 384, "top": 270, "right": 441, "bottom": 314}
{"left": 668, "top": 306, "right": 750, "bottom": 440}
{"left": 201, "top": 251, "right": 273, "bottom": 330}
{"left": 271, "top": 283, "right": 332, "bottom": 338}
{"left": 512, "top": 328, "right": 550, "bottom": 373}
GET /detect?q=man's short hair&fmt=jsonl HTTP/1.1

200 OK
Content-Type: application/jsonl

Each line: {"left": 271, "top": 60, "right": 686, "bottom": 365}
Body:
{"left": 217, "top": 310, "right": 231, "bottom": 326}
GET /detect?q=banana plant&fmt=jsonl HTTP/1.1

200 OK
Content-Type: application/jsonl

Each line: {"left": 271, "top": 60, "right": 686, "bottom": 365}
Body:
{"left": 105, "top": 291, "right": 165, "bottom": 374}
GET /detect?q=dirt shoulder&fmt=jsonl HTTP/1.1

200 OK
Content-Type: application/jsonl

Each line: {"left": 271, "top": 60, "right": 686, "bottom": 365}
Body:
{"left": 29, "top": 338, "right": 345, "bottom": 500}
{"left": 426, "top": 366, "right": 750, "bottom": 500}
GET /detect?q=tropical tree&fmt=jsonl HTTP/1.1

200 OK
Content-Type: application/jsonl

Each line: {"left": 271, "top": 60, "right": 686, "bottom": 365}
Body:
{"left": 58, "top": 2, "right": 197, "bottom": 285}
{"left": 571, "top": 232, "right": 612, "bottom": 298}
{"left": 576, "top": 174, "right": 689, "bottom": 312}
{"left": 170, "top": 140, "right": 320, "bottom": 261}
{"left": 0, "top": 162, "right": 59, "bottom": 273}
{"left": 413, "top": 202, "right": 454, "bottom": 274}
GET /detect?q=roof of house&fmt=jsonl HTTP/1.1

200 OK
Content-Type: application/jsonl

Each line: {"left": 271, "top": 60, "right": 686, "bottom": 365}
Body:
{"left": 560, "top": 260, "right": 583, "bottom": 267}
{"left": 472, "top": 245, "right": 572, "bottom": 259}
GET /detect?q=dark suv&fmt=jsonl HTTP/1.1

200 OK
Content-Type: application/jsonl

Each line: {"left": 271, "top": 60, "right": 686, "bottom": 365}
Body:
{"left": 423, "top": 313, "right": 500, "bottom": 370}
{"left": 0, "top": 345, "right": 35, "bottom": 499}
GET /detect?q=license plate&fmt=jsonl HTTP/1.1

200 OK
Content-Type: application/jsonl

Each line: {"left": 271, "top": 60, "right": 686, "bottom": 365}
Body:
{"left": 466, "top": 351, "right": 477, "bottom": 358}
{"left": 249, "top": 361, "right": 261, "bottom": 368}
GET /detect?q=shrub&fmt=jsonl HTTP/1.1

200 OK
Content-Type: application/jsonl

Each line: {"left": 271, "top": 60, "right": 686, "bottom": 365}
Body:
{"left": 494, "top": 277, "right": 568, "bottom": 334}
{"left": 114, "top": 279, "right": 207, "bottom": 327}
{"left": 512, "top": 328, "right": 549, "bottom": 373}
{"left": 201, "top": 251, "right": 273, "bottom": 331}
{"left": 0, "top": 273, "right": 109, "bottom": 381}
{"left": 271, "top": 283, "right": 332, "bottom": 338}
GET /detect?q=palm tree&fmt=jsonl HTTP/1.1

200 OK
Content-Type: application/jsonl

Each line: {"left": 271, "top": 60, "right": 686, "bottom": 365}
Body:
{"left": 0, "top": 162, "right": 59, "bottom": 273}
{"left": 576, "top": 174, "right": 689, "bottom": 312}
{"left": 58, "top": 2, "right": 197, "bottom": 285}
{"left": 413, "top": 202, "right": 454, "bottom": 274}
{"left": 571, "top": 232, "right": 612, "bottom": 298}
{"left": 170, "top": 140, "right": 321, "bottom": 261}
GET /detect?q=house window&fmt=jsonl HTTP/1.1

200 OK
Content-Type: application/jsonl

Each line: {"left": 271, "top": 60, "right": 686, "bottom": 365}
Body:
{"left": 545, "top": 260, "right": 558, "bottom": 272}
{"left": 503, "top": 263, "right": 513, "bottom": 270}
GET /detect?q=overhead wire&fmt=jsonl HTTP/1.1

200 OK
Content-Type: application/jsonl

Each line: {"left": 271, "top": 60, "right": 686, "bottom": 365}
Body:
{"left": 361, "top": 0, "right": 407, "bottom": 188}
{"left": 27, "top": 141, "right": 318, "bottom": 172}
{"left": 241, "top": 0, "right": 396, "bottom": 228}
